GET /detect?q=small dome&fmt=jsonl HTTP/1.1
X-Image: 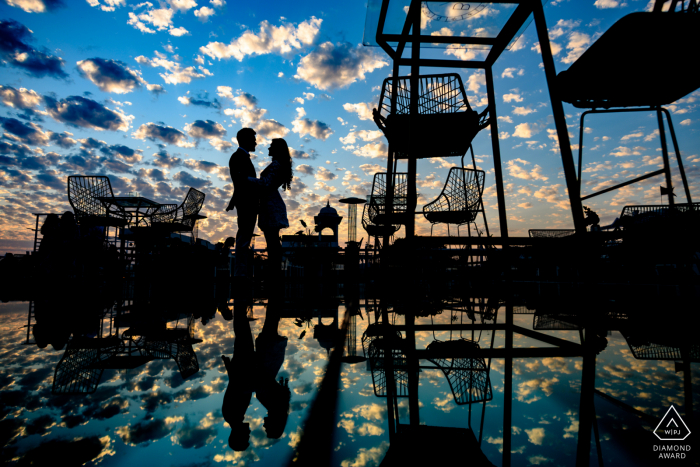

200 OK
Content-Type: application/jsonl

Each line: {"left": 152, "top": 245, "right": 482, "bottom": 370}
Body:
{"left": 318, "top": 201, "right": 339, "bottom": 217}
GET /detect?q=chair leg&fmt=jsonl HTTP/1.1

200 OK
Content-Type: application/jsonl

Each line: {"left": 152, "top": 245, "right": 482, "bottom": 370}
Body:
{"left": 656, "top": 108, "right": 675, "bottom": 206}
{"left": 430, "top": 224, "right": 434, "bottom": 237}
{"left": 661, "top": 108, "right": 693, "bottom": 204}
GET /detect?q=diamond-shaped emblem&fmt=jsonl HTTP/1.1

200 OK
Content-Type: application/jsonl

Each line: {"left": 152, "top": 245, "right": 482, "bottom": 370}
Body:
{"left": 654, "top": 405, "right": 691, "bottom": 441}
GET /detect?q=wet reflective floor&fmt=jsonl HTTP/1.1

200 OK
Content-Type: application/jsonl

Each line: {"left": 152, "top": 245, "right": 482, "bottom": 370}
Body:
{"left": 1, "top": 295, "right": 698, "bottom": 466}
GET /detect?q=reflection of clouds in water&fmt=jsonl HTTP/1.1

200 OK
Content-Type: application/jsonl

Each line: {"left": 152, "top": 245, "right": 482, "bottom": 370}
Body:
{"left": 515, "top": 377, "right": 559, "bottom": 403}
{"left": 357, "top": 423, "right": 383, "bottom": 436}
{"left": 338, "top": 418, "right": 355, "bottom": 435}
{"left": 525, "top": 426, "right": 545, "bottom": 445}
{"left": 117, "top": 418, "right": 173, "bottom": 445}
{"left": 432, "top": 392, "right": 455, "bottom": 413}
{"left": 170, "top": 415, "right": 218, "bottom": 449}
{"left": 340, "top": 441, "right": 388, "bottom": 467}
{"left": 562, "top": 410, "right": 578, "bottom": 439}
{"left": 350, "top": 403, "right": 385, "bottom": 421}
{"left": 293, "top": 380, "right": 313, "bottom": 395}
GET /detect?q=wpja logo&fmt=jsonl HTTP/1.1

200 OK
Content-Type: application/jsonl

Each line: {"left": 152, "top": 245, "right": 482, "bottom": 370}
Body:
{"left": 652, "top": 405, "right": 691, "bottom": 460}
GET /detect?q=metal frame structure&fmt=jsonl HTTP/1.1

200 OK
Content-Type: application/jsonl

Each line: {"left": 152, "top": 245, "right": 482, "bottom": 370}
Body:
{"left": 373, "top": 0, "right": 587, "bottom": 239}
{"left": 362, "top": 172, "right": 408, "bottom": 247}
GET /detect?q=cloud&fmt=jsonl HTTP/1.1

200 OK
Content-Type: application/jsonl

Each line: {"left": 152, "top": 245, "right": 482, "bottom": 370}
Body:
{"left": 48, "top": 130, "right": 76, "bottom": 148}
{"left": 296, "top": 42, "right": 388, "bottom": 90}
{"left": 0, "top": 19, "right": 67, "bottom": 78}
{"left": 501, "top": 67, "right": 524, "bottom": 78}
{"left": 44, "top": 95, "right": 132, "bottom": 131}
{"left": 503, "top": 93, "right": 523, "bottom": 103}
{"left": 147, "top": 84, "right": 166, "bottom": 95}
{"left": 609, "top": 146, "right": 643, "bottom": 157}
{"left": 353, "top": 141, "right": 387, "bottom": 159}
{"left": 152, "top": 149, "right": 183, "bottom": 168}
{"left": 0, "top": 117, "right": 50, "bottom": 145}
{"left": 117, "top": 419, "right": 172, "bottom": 446}
{"left": 4, "top": 0, "right": 64, "bottom": 12}
{"left": 185, "top": 119, "right": 226, "bottom": 139}
{"left": 255, "top": 119, "right": 289, "bottom": 139}
{"left": 525, "top": 427, "right": 545, "bottom": 445}
{"left": 343, "top": 102, "right": 374, "bottom": 121}
{"left": 594, "top": 0, "right": 623, "bottom": 8}
{"left": 296, "top": 164, "right": 314, "bottom": 175}
{"left": 0, "top": 85, "right": 42, "bottom": 109}
{"left": 216, "top": 86, "right": 234, "bottom": 99}
{"left": 680, "top": 119, "right": 691, "bottom": 126}
{"left": 512, "top": 106, "right": 536, "bottom": 116}
{"left": 133, "top": 122, "right": 193, "bottom": 147}
{"left": 561, "top": 31, "right": 591, "bottom": 65}
{"left": 533, "top": 184, "right": 569, "bottom": 209}
{"left": 87, "top": 0, "right": 125, "bottom": 12}
{"left": 314, "top": 167, "right": 337, "bottom": 181}
{"left": 136, "top": 54, "right": 206, "bottom": 84}
{"left": 506, "top": 159, "right": 548, "bottom": 181}
{"left": 77, "top": 58, "right": 147, "bottom": 94}
{"left": 167, "top": 0, "right": 196, "bottom": 11}
{"left": 194, "top": 6, "right": 215, "bottom": 21}
{"left": 359, "top": 163, "right": 383, "bottom": 175}
{"left": 127, "top": 7, "right": 174, "bottom": 33}
{"left": 200, "top": 16, "right": 322, "bottom": 61}
{"left": 177, "top": 93, "right": 221, "bottom": 108}
{"left": 512, "top": 122, "right": 538, "bottom": 138}
{"left": 292, "top": 107, "right": 333, "bottom": 140}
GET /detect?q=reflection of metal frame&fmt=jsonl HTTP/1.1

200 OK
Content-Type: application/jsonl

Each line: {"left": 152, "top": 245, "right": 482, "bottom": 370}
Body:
{"left": 427, "top": 339, "right": 492, "bottom": 405}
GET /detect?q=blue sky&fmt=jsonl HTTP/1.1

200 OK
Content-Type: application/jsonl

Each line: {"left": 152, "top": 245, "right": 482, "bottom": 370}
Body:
{"left": 1, "top": 0, "right": 698, "bottom": 253}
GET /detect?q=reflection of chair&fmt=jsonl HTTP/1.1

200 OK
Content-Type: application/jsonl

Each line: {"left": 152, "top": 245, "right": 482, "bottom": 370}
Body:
{"left": 362, "top": 173, "right": 407, "bottom": 245}
{"left": 423, "top": 168, "right": 486, "bottom": 236}
{"left": 151, "top": 188, "right": 206, "bottom": 233}
{"left": 67, "top": 176, "right": 130, "bottom": 227}
{"left": 426, "top": 339, "right": 492, "bottom": 405}
{"left": 52, "top": 337, "right": 120, "bottom": 394}
{"left": 528, "top": 229, "right": 575, "bottom": 238}
{"left": 362, "top": 324, "right": 408, "bottom": 398}
{"left": 373, "top": 73, "right": 489, "bottom": 160}
{"left": 533, "top": 309, "right": 581, "bottom": 330}
{"left": 556, "top": 2, "right": 697, "bottom": 205}
{"left": 623, "top": 333, "right": 699, "bottom": 362}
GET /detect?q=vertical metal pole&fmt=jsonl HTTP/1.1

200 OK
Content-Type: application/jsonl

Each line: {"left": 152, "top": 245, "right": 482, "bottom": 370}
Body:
{"left": 485, "top": 67, "right": 509, "bottom": 238}
{"left": 503, "top": 301, "right": 513, "bottom": 467}
{"left": 532, "top": 0, "right": 586, "bottom": 233}
{"left": 33, "top": 214, "right": 40, "bottom": 253}
{"left": 406, "top": 0, "right": 420, "bottom": 238}
{"left": 661, "top": 108, "right": 692, "bottom": 203}
{"left": 576, "top": 330, "right": 595, "bottom": 467}
{"left": 384, "top": 60, "right": 399, "bottom": 248}
{"left": 657, "top": 108, "right": 675, "bottom": 206}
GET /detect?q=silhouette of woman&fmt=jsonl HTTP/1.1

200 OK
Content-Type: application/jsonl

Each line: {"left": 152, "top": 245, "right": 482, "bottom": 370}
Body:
{"left": 248, "top": 138, "right": 292, "bottom": 281}
{"left": 221, "top": 297, "right": 290, "bottom": 451}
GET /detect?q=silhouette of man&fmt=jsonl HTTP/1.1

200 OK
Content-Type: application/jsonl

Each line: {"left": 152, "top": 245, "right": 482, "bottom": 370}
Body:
{"left": 227, "top": 128, "right": 258, "bottom": 278}
{"left": 221, "top": 297, "right": 290, "bottom": 451}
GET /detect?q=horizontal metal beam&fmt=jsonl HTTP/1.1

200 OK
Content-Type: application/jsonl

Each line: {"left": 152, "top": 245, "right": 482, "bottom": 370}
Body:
{"left": 411, "top": 233, "right": 622, "bottom": 246}
{"left": 380, "top": 34, "right": 497, "bottom": 46}
{"left": 396, "top": 58, "right": 487, "bottom": 69}
{"left": 581, "top": 169, "right": 664, "bottom": 201}
{"left": 511, "top": 325, "right": 581, "bottom": 349}
{"left": 416, "top": 347, "right": 584, "bottom": 359}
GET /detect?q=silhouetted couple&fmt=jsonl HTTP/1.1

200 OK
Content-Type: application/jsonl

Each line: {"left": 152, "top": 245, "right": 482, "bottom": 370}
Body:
{"left": 227, "top": 128, "right": 293, "bottom": 284}
{"left": 221, "top": 299, "right": 290, "bottom": 451}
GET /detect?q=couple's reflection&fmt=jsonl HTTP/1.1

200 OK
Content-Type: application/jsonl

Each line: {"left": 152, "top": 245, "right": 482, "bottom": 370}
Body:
{"left": 222, "top": 294, "right": 290, "bottom": 451}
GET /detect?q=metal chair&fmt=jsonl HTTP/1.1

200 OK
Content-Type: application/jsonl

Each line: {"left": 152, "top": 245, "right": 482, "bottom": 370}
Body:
{"left": 557, "top": 0, "right": 697, "bottom": 206}
{"left": 423, "top": 167, "right": 487, "bottom": 236}
{"left": 67, "top": 175, "right": 130, "bottom": 227}
{"left": 373, "top": 73, "right": 490, "bottom": 160}
{"left": 426, "top": 339, "right": 492, "bottom": 405}
{"left": 361, "top": 173, "right": 407, "bottom": 246}
{"left": 362, "top": 323, "right": 409, "bottom": 398}
{"left": 150, "top": 188, "right": 206, "bottom": 233}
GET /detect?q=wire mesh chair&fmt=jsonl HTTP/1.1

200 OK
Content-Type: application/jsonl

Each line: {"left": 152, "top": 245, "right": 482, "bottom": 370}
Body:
{"left": 373, "top": 74, "right": 490, "bottom": 159}
{"left": 623, "top": 332, "right": 699, "bottom": 362}
{"left": 362, "top": 173, "right": 407, "bottom": 245}
{"left": 52, "top": 337, "right": 120, "bottom": 394}
{"left": 426, "top": 339, "right": 492, "bottom": 405}
{"left": 528, "top": 229, "right": 576, "bottom": 238}
{"left": 362, "top": 324, "right": 409, "bottom": 398}
{"left": 150, "top": 188, "right": 206, "bottom": 232}
{"left": 423, "top": 168, "right": 486, "bottom": 236}
{"left": 67, "top": 175, "right": 131, "bottom": 227}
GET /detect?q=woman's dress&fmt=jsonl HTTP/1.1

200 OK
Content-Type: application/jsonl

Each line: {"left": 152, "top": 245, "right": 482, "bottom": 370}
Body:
{"left": 249, "top": 160, "right": 289, "bottom": 231}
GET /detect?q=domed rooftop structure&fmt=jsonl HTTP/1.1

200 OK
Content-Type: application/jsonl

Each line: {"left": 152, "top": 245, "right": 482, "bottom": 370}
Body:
{"left": 318, "top": 201, "right": 340, "bottom": 217}
{"left": 314, "top": 200, "right": 343, "bottom": 245}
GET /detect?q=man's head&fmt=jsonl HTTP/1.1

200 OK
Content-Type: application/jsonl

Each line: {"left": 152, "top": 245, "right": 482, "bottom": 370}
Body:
{"left": 237, "top": 128, "right": 257, "bottom": 152}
